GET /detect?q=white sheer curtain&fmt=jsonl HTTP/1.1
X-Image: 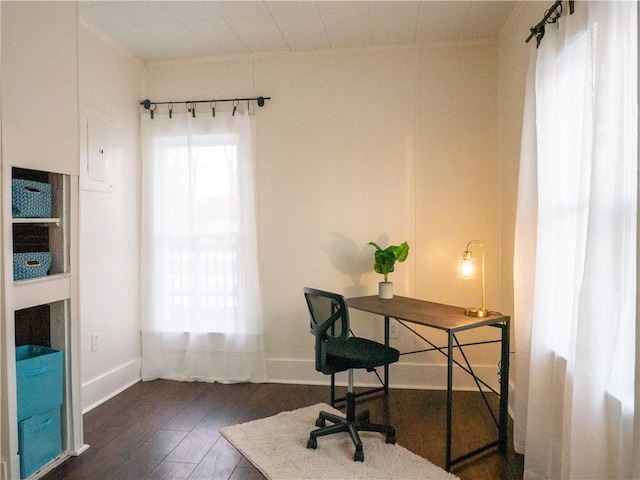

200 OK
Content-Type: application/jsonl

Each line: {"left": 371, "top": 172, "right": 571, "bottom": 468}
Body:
{"left": 513, "top": 2, "right": 638, "bottom": 479}
{"left": 140, "top": 111, "right": 266, "bottom": 384}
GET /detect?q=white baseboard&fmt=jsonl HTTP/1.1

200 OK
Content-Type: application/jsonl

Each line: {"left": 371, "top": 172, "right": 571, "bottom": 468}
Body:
{"left": 70, "top": 444, "right": 91, "bottom": 457}
{"left": 266, "top": 358, "right": 503, "bottom": 392}
{"left": 80, "top": 357, "right": 504, "bottom": 415}
{"left": 82, "top": 358, "right": 141, "bottom": 413}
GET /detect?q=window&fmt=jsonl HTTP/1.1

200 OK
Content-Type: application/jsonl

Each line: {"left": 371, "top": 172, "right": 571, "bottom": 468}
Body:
{"left": 155, "top": 134, "right": 240, "bottom": 332}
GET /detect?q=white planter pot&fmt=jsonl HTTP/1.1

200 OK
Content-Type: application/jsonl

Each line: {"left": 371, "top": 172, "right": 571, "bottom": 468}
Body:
{"left": 378, "top": 282, "right": 393, "bottom": 299}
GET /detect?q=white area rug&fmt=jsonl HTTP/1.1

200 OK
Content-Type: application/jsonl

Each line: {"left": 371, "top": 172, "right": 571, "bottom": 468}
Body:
{"left": 220, "top": 403, "right": 459, "bottom": 480}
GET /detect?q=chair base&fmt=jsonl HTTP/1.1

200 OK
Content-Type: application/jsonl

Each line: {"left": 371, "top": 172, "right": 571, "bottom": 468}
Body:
{"left": 306, "top": 393, "right": 396, "bottom": 462}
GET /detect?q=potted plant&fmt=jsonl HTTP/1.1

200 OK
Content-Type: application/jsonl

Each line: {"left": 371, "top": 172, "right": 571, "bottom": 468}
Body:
{"left": 368, "top": 241, "right": 409, "bottom": 298}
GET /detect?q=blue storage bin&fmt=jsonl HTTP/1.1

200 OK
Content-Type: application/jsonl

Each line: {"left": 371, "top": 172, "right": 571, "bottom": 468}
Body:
{"left": 15, "top": 345, "right": 63, "bottom": 421}
{"left": 18, "top": 407, "right": 62, "bottom": 479}
{"left": 13, "top": 252, "right": 52, "bottom": 281}
{"left": 12, "top": 179, "right": 52, "bottom": 218}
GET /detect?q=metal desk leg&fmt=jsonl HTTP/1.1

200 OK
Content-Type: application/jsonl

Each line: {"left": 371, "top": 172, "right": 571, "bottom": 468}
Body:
{"left": 446, "top": 330, "right": 454, "bottom": 471}
{"left": 384, "top": 315, "right": 390, "bottom": 394}
{"left": 330, "top": 372, "right": 336, "bottom": 407}
{"left": 498, "top": 322, "right": 510, "bottom": 452}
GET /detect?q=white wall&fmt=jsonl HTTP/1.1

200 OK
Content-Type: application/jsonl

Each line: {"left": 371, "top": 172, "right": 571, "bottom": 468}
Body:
{"left": 254, "top": 47, "right": 418, "bottom": 363}
{"left": 77, "top": 24, "right": 143, "bottom": 411}
{"left": 1, "top": 2, "right": 79, "bottom": 176}
{"left": 144, "top": 40, "right": 509, "bottom": 390}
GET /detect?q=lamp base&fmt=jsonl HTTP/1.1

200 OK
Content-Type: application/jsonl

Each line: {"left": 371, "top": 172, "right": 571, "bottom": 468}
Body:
{"left": 465, "top": 307, "right": 489, "bottom": 317}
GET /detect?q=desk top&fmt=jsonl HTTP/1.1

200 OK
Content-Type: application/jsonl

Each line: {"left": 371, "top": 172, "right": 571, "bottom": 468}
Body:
{"left": 347, "top": 295, "right": 509, "bottom": 332}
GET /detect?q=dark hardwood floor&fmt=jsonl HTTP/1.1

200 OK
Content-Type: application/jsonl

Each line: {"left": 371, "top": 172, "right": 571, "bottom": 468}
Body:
{"left": 43, "top": 380, "right": 524, "bottom": 480}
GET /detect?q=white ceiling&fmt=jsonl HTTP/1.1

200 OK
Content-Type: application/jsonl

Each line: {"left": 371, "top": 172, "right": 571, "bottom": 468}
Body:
{"left": 78, "top": 1, "right": 519, "bottom": 62}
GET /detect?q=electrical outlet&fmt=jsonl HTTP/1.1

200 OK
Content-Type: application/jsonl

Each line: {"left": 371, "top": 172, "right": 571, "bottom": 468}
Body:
{"left": 389, "top": 322, "right": 399, "bottom": 339}
{"left": 91, "top": 333, "right": 99, "bottom": 352}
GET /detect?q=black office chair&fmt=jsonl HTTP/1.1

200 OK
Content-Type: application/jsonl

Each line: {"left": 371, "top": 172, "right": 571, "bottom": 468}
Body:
{"left": 303, "top": 287, "right": 400, "bottom": 461}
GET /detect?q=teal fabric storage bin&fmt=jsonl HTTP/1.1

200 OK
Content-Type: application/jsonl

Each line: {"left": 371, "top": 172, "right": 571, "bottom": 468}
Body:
{"left": 12, "top": 178, "right": 52, "bottom": 218}
{"left": 18, "top": 408, "right": 62, "bottom": 479}
{"left": 13, "top": 252, "right": 52, "bottom": 281}
{"left": 15, "top": 345, "right": 63, "bottom": 421}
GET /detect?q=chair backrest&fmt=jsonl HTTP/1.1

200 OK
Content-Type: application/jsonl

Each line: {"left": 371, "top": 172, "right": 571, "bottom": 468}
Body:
{"left": 303, "top": 287, "right": 349, "bottom": 374}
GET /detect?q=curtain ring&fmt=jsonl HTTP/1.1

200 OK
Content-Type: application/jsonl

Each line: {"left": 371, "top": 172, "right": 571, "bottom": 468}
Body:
{"left": 232, "top": 99, "right": 239, "bottom": 116}
{"left": 186, "top": 101, "right": 196, "bottom": 118}
{"left": 210, "top": 101, "right": 216, "bottom": 117}
{"left": 168, "top": 102, "right": 173, "bottom": 119}
{"left": 149, "top": 103, "right": 157, "bottom": 119}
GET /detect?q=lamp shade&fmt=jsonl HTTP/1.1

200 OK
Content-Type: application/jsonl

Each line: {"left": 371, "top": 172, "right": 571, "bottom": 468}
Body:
{"left": 460, "top": 240, "right": 488, "bottom": 317}
{"left": 458, "top": 254, "right": 476, "bottom": 279}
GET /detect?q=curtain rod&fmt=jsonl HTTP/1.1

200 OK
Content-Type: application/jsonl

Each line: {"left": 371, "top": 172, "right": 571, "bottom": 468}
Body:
{"left": 526, "top": 0, "right": 575, "bottom": 48}
{"left": 140, "top": 96, "right": 271, "bottom": 119}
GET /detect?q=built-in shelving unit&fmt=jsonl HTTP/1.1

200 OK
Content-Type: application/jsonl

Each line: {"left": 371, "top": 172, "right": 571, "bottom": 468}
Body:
{"left": 2, "top": 166, "right": 86, "bottom": 479}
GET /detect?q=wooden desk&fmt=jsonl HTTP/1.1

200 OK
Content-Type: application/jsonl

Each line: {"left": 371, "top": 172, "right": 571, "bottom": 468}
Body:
{"left": 346, "top": 295, "right": 510, "bottom": 471}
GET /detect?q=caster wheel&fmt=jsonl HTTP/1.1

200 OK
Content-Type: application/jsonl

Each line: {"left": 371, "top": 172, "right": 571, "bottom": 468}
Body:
{"left": 307, "top": 438, "right": 317, "bottom": 449}
{"left": 386, "top": 435, "right": 396, "bottom": 445}
{"left": 316, "top": 417, "right": 326, "bottom": 427}
{"left": 354, "top": 449, "right": 364, "bottom": 462}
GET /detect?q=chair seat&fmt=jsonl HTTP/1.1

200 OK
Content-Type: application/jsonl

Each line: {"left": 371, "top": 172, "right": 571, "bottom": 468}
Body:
{"left": 326, "top": 337, "right": 399, "bottom": 373}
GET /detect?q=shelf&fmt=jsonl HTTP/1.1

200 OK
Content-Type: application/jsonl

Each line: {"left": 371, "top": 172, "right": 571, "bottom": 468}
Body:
{"left": 12, "top": 273, "right": 72, "bottom": 311}
{"left": 12, "top": 217, "right": 61, "bottom": 226}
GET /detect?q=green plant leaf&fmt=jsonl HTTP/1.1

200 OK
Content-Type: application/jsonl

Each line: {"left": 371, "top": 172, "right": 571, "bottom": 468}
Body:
{"left": 393, "top": 242, "right": 409, "bottom": 262}
{"left": 368, "top": 240, "right": 409, "bottom": 283}
{"left": 367, "top": 241, "right": 382, "bottom": 252}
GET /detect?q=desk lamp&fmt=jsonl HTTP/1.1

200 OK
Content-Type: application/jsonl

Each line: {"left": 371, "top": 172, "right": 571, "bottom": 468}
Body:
{"left": 459, "top": 240, "right": 488, "bottom": 317}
